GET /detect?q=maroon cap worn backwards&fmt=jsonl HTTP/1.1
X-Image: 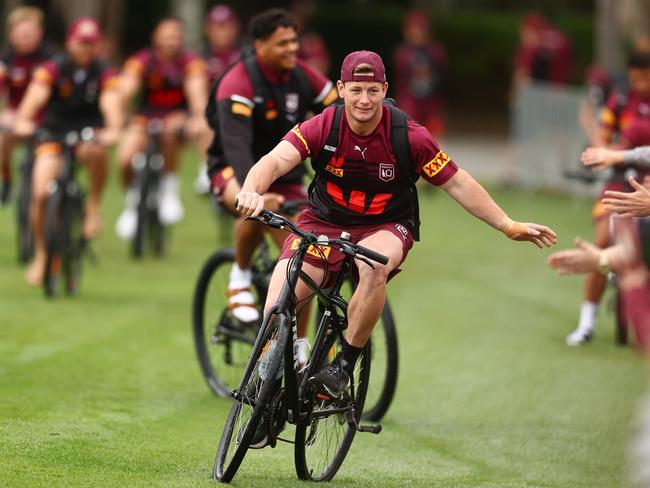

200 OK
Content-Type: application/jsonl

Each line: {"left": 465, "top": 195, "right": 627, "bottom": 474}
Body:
{"left": 67, "top": 17, "right": 102, "bottom": 43}
{"left": 340, "top": 50, "right": 386, "bottom": 83}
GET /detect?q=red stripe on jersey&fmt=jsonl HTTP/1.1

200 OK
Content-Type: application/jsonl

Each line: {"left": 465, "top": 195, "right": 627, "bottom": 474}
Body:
{"left": 326, "top": 181, "right": 347, "bottom": 208}
{"left": 366, "top": 193, "right": 392, "bottom": 215}
{"left": 348, "top": 190, "right": 366, "bottom": 213}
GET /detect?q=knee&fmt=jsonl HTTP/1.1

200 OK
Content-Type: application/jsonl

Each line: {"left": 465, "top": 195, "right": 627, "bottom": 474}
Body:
{"left": 357, "top": 261, "right": 391, "bottom": 288}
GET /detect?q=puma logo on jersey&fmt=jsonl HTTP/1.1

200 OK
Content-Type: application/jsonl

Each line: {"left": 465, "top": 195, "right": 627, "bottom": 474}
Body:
{"left": 354, "top": 145, "right": 368, "bottom": 159}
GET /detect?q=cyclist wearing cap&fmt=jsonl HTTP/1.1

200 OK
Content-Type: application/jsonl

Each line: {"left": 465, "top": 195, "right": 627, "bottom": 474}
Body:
{"left": 206, "top": 8, "right": 338, "bottom": 327}
{"left": 115, "top": 18, "right": 210, "bottom": 240}
{"left": 13, "top": 16, "right": 122, "bottom": 286}
{"left": 0, "top": 6, "right": 56, "bottom": 204}
{"left": 236, "top": 50, "right": 557, "bottom": 425}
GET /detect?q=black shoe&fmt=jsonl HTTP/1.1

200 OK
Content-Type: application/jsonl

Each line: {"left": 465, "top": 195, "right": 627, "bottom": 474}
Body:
{"left": 309, "top": 357, "right": 351, "bottom": 399}
{"left": 248, "top": 413, "right": 269, "bottom": 449}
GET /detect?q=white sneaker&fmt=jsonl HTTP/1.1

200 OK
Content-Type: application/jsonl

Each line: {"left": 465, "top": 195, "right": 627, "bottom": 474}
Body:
{"left": 295, "top": 338, "right": 310, "bottom": 368}
{"left": 158, "top": 174, "right": 184, "bottom": 225}
{"left": 565, "top": 327, "right": 593, "bottom": 346}
{"left": 194, "top": 163, "right": 211, "bottom": 195}
{"left": 115, "top": 189, "right": 139, "bottom": 240}
{"left": 227, "top": 289, "right": 260, "bottom": 323}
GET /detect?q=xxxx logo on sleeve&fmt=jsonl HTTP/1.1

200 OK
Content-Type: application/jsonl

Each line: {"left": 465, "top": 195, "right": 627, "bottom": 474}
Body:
{"left": 422, "top": 150, "right": 450, "bottom": 178}
{"left": 290, "top": 238, "right": 331, "bottom": 259}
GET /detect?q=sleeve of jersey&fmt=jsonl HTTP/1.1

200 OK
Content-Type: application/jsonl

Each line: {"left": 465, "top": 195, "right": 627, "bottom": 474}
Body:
{"left": 599, "top": 93, "right": 620, "bottom": 130}
{"left": 32, "top": 61, "right": 58, "bottom": 86}
{"left": 100, "top": 67, "right": 120, "bottom": 91}
{"left": 408, "top": 122, "right": 458, "bottom": 186}
{"left": 217, "top": 97, "right": 255, "bottom": 185}
{"left": 122, "top": 54, "right": 145, "bottom": 77}
{"left": 282, "top": 111, "right": 328, "bottom": 161}
{"left": 300, "top": 61, "right": 339, "bottom": 111}
{"left": 184, "top": 53, "right": 207, "bottom": 77}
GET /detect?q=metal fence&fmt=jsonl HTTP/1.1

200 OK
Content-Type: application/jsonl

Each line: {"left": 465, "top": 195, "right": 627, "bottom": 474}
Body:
{"left": 509, "top": 81, "right": 596, "bottom": 195}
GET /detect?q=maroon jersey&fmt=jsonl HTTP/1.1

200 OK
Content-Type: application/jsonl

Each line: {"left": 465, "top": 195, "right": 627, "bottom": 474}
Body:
{"left": 123, "top": 48, "right": 206, "bottom": 115}
{"left": 283, "top": 105, "right": 458, "bottom": 228}
{"left": 204, "top": 46, "right": 241, "bottom": 83}
{"left": 0, "top": 43, "right": 56, "bottom": 109}
{"left": 600, "top": 90, "right": 650, "bottom": 148}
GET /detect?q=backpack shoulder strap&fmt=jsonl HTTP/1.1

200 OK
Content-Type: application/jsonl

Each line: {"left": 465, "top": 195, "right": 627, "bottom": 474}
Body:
{"left": 387, "top": 104, "right": 421, "bottom": 240}
{"left": 307, "top": 103, "right": 344, "bottom": 196}
{"left": 243, "top": 53, "right": 271, "bottom": 106}
{"left": 293, "top": 63, "right": 315, "bottom": 104}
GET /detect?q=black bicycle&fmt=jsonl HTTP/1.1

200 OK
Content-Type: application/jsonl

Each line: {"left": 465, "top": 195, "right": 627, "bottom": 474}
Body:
{"left": 131, "top": 119, "right": 166, "bottom": 258}
{"left": 42, "top": 128, "right": 94, "bottom": 297}
{"left": 15, "top": 141, "right": 35, "bottom": 264}
{"left": 213, "top": 209, "right": 387, "bottom": 483}
{"left": 192, "top": 204, "right": 398, "bottom": 421}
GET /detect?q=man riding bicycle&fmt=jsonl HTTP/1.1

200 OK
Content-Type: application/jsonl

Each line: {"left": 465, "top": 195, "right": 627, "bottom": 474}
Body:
{"left": 206, "top": 8, "right": 337, "bottom": 329}
{"left": 0, "top": 6, "right": 55, "bottom": 205}
{"left": 235, "top": 50, "right": 557, "bottom": 446}
{"left": 13, "top": 17, "right": 121, "bottom": 286}
{"left": 115, "top": 17, "right": 211, "bottom": 240}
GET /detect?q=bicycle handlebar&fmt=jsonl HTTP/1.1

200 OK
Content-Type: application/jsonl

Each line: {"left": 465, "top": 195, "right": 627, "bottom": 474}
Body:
{"left": 249, "top": 209, "right": 389, "bottom": 266}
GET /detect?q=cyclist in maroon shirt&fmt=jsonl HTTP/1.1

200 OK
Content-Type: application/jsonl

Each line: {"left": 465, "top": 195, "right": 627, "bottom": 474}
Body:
{"left": 235, "top": 51, "right": 557, "bottom": 445}
{"left": 206, "top": 8, "right": 337, "bottom": 328}
{"left": 116, "top": 18, "right": 211, "bottom": 240}
{"left": 0, "top": 7, "right": 55, "bottom": 204}
{"left": 13, "top": 17, "right": 122, "bottom": 286}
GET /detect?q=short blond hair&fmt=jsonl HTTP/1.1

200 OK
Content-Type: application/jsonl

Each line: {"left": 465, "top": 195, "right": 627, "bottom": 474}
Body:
{"left": 7, "top": 6, "right": 44, "bottom": 31}
{"left": 352, "top": 63, "right": 375, "bottom": 75}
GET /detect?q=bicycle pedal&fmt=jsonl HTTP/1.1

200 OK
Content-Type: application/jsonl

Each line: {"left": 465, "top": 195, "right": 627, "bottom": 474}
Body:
{"left": 356, "top": 423, "right": 382, "bottom": 434}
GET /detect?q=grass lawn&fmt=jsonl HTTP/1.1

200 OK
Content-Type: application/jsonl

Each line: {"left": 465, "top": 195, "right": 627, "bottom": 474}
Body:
{"left": 0, "top": 153, "right": 647, "bottom": 487}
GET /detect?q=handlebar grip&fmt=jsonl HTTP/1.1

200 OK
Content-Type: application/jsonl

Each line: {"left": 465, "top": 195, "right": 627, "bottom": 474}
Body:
{"left": 356, "top": 245, "right": 389, "bottom": 265}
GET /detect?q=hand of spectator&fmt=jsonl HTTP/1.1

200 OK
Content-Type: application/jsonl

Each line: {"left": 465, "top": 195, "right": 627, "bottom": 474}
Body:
{"left": 498, "top": 217, "right": 558, "bottom": 248}
{"left": 547, "top": 237, "right": 601, "bottom": 274}
{"left": 602, "top": 177, "right": 650, "bottom": 218}
{"left": 580, "top": 147, "right": 623, "bottom": 171}
{"left": 97, "top": 128, "right": 120, "bottom": 146}
{"left": 185, "top": 114, "right": 207, "bottom": 140}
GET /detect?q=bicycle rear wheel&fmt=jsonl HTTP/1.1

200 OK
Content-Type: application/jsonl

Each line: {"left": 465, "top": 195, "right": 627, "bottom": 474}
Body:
{"left": 294, "top": 332, "right": 372, "bottom": 481}
{"left": 213, "top": 313, "right": 289, "bottom": 482}
{"left": 362, "top": 300, "right": 398, "bottom": 421}
{"left": 43, "top": 184, "right": 64, "bottom": 298}
{"left": 63, "top": 192, "right": 85, "bottom": 296}
{"left": 192, "top": 248, "right": 262, "bottom": 396}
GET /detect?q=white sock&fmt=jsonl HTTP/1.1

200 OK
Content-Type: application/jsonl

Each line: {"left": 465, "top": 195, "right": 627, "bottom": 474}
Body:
{"left": 229, "top": 264, "right": 252, "bottom": 290}
{"left": 161, "top": 173, "right": 179, "bottom": 193}
{"left": 577, "top": 301, "right": 598, "bottom": 331}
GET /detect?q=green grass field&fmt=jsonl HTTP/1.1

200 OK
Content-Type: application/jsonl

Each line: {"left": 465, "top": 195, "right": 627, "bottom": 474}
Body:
{"left": 1, "top": 153, "right": 648, "bottom": 487}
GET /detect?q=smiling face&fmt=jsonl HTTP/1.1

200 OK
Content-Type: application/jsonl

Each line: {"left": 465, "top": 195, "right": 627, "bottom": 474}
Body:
{"left": 254, "top": 25, "right": 299, "bottom": 71}
{"left": 337, "top": 79, "right": 388, "bottom": 129}
{"left": 153, "top": 19, "right": 184, "bottom": 59}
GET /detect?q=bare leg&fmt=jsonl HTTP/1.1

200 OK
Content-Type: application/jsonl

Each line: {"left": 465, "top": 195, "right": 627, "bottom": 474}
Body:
{"left": 76, "top": 142, "right": 108, "bottom": 238}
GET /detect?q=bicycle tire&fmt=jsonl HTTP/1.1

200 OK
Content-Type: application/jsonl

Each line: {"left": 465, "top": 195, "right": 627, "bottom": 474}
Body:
{"left": 213, "top": 313, "right": 289, "bottom": 483}
{"left": 64, "top": 192, "right": 85, "bottom": 296}
{"left": 362, "top": 300, "right": 398, "bottom": 421}
{"left": 151, "top": 211, "right": 167, "bottom": 257}
{"left": 132, "top": 169, "right": 149, "bottom": 259}
{"left": 294, "top": 335, "right": 372, "bottom": 481}
{"left": 15, "top": 159, "right": 34, "bottom": 264}
{"left": 193, "top": 248, "right": 260, "bottom": 397}
{"left": 43, "top": 185, "right": 64, "bottom": 298}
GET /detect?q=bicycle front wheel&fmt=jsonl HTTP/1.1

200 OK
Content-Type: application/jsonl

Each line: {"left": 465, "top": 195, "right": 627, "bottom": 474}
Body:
{"left": 213, "top": 313, "right": 289, "bottom": 483}
{"left": 294, "top": 336, "right": 372, "bottom": 481}
{"left": 43, "top": 185, "right": 64, "bottom": 298}
{"left": 192, "top": 248, "right": 264, "bottom": 397}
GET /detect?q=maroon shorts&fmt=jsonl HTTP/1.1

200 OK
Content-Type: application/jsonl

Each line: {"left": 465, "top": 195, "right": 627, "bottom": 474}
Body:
{"left": 278, "top": 209, "right": 414, "bottom": 282}
{"left": 210, "top": 166, "right": 307, "bottom": 216}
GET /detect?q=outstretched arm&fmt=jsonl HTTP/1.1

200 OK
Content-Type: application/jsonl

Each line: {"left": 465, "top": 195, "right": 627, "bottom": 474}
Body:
{"left": 440, "top": 169, "right": 558, "bottom": 248}
{"left": 602, "top": 177, "right": 650, "bottom": 218}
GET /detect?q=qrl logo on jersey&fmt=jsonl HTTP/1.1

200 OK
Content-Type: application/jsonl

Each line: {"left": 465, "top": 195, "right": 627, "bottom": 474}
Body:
{"left": 379, "top": 163, "right": 395, "bottom": 182}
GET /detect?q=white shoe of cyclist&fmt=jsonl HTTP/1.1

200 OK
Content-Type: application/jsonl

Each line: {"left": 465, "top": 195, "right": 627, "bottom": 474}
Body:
{"left": 227, "top": 287, "right": 260, "bottom": 323}
{"left": 295, "top": 338, "right": 310, "bottom": 369}
{"left": 194, "top": 162, "right": 211, "bottom": 195}
{"left": 115, "top": 188, "right": 139, "bottom": 241}
{"left": 565, "top": 326, "right": 593, "bottom": 346}
{"left": 158, "top": 173, "right": 184, "bottom": 225}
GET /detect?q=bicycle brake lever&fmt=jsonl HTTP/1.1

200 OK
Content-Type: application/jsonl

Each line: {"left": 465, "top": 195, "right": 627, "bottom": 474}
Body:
{"left": 355, "top": 255, "right": 375, "bottom": 269}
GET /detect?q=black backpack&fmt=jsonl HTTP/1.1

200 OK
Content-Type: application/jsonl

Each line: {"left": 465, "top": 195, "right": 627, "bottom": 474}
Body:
{"left": 204, "top": 46, "right": 313, "bottom": 131}
{"left": 309, "top": 99, "right": 421, "bottom": 241}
